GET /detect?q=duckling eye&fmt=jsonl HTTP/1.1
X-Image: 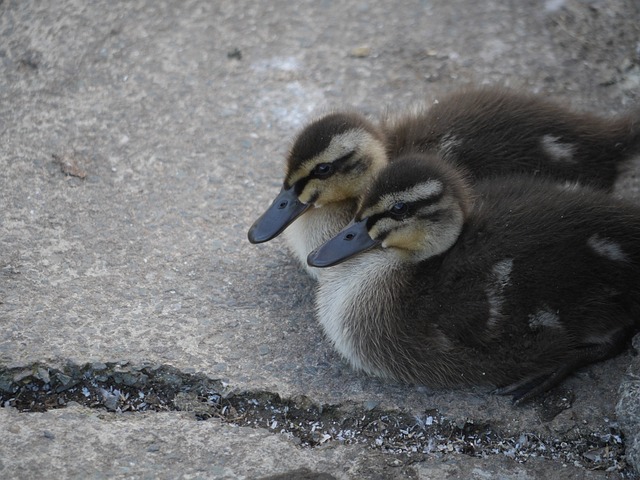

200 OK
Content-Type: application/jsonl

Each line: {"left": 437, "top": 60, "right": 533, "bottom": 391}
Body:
{"left": 390, "top": 202, "right": 408, "bottom": 218}
{"left": 312, "top": 163, "right": 333, "bottom": 178}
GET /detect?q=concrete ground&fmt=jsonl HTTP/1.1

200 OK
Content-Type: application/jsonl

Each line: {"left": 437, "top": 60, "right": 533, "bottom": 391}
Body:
{"left": 1, "top": 0, "right": 639, "bottom": 478}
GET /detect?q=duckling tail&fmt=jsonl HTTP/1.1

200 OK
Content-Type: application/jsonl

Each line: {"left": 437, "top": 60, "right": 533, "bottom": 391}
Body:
{"left": 631, "top": 106, "right": 640, "bottom": 150}
{"left": 576, "top": 105, "right": 640, "bottom": 190}
{"left": 613, "top": 105, "right": 640, "bottom": 159}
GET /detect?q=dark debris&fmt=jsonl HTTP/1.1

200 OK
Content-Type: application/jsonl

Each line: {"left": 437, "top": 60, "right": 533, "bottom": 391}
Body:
{"left": 51, "top": 152, "right": 88, "bottom": 179}
{"left": 0, "top": 362, "right": 636, "bottom": 478}
{"left": 227, "top": 48, "right": 242, "bottom": 60}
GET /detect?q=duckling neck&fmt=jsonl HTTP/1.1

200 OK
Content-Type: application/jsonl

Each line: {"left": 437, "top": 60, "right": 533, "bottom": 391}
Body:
{"left": 284, "top": 199, "right": 358, "bottom": 280}
{"left": 316, "top": 249, "right": 488, "bottom": 387}
{"left": 315, "top": 250, "right": 411, "bottom": 376}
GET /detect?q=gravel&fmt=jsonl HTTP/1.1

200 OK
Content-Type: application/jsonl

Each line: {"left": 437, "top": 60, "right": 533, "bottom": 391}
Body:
{"left": 1, "top": 362, "right": 635, "bottom": 477}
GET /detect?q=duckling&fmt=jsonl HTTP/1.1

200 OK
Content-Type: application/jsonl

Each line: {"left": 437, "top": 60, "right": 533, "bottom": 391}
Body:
{"left": 248, "top": 87, "right": 640, "bottom": 279}
{"left": 307, "top": 154, "right": 640, "bottom": 404}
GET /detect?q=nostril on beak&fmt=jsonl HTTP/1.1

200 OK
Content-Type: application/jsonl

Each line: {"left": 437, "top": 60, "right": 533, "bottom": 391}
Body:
{"left": 278, "top": 201, "right": 288, "bottom": 209}
{"left": 345, "top": 233, "right": 355, "bottom": 241}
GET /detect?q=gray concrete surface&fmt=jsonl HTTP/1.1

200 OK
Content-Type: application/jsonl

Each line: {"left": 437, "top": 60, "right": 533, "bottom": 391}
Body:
{"left": 1, "top": 0, "right": 639, "bottom": 478}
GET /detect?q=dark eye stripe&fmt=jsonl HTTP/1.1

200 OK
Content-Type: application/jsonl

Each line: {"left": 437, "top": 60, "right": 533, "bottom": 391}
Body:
{"left": 333, "top": 151, "right": 356, "bottom": 168}
{"left": 309, "top": 162, "right": 334, "bottom": 180}
{"left": 412, "top": 192, "right": 444, "bottom": 210}
{"left": 417, "top": 210, "right": 444, "bottom": 222}
{"left": 375, "top": 229, "right": 390, "bottom": 242}
{"left": 292, "top": 151, "right": 358, "bottom": 192}
{"left": 367, "top": 207, "right": 409, "bottom": 228}
{"left": 294, "top": 177, "right": 310, "bottom": 195}
{"left": 308, "top": 191, "right": 320, "bottom": 204}
{"left": 330, "top": 151, "right": 358, "bottom": 176}
{"left": 342, "top": 160, "right": 364, "bottom": 175}
{"left": 366, "top": 212, "right": 387, "bottom": 228}
{"left": 292, "top": 178, "right": 319, "bottom": 201}
{"left": 364, "top": 192, "right": 445, "bottom": 229}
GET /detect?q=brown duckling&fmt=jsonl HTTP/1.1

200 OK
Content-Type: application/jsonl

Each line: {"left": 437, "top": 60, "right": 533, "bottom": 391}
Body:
{"left": 308, "top": 154, "right": 640, "bottom": 404}
{"left": 248, "top": 87, "right": 640, "bottom": 279}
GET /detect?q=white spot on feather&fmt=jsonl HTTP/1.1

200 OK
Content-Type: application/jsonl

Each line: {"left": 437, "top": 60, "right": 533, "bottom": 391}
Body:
{"left": 587, "top": 234, "right": 628, "bottom": 262}
{"left": 486, "top": 259, "right": 513, "bottom": 328}
{"left": 582, "top": 328, "right": 622, "bottom": 346}
{"left": 528, "top": 308, "right": 562, "bottom": 329}
{"left": 541, "top": 135, "right": 577, "bottom": 163}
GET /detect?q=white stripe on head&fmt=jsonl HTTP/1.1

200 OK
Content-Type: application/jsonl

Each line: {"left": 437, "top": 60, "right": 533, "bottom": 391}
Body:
{"left": 376, "top": 180, "right": 444, "bottom": 212}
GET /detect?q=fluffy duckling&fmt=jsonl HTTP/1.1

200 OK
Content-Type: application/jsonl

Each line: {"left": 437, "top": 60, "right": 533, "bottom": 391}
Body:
{"left": 307, "top": 154, "right": 640, "bottom": 404}
{"left": 249, "top": 87, "right": 640, "bottom": 279}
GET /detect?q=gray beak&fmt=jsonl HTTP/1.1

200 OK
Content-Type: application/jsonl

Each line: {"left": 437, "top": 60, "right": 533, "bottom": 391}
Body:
{"left": 248, "top": 186, "right": 310, "bottom": 244}
{"left": 307, "top": 219, "right": 380, "bottom": 267}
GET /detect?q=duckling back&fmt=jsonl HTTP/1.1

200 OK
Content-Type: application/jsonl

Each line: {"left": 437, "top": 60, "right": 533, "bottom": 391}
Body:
{"left": 384, "top": 87, "right": 640, "bottom": 190}
{"left": 460, "top": 176, "right": 640, "bottom": 331}
{"left": 430, "top": 177, "right": 640, "bottom": 400}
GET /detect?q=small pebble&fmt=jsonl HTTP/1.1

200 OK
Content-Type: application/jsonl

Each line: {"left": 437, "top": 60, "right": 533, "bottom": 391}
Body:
{"left": 36, "top": 367, "right": 50, "bottom": 384}
{"left": 213, "top": 363, "right": 227, "bottom": 372}
{"left": 349, "top": 46, "right": 371, "bottom": 58}
{"left": 56, "top": 373, "right": 72, "bottom": 385}
{"left": 99, "top": 388, "right": 120, "bottom": 411}
{"left": 364, "top": 400, "right": 379, "bottom": 411}
{"left": 13, "top": 369, "right": 32, "bottom": 382}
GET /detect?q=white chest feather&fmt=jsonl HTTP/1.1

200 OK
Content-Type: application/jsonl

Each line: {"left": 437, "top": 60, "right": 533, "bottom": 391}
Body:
{"left": 284, "top": 201, "right": 356, "bottom": 280}
{"left": 315, "top": 252, "right": 403, "bottom": 375}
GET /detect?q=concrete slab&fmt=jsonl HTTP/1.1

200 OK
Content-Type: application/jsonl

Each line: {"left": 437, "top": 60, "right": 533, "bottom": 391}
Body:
{"left": 1, "top": 0, "right": 639, "bottom": 478}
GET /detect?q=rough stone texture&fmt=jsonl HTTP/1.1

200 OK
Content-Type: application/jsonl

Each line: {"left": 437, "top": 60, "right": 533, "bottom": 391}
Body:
{"left": 1, "top": 0, "right": 639, "bottom": 478}
{"left": 0, "top": 406, "right": 619, "bottom": 480}
{"left": 617, "top": 335, "right": 640, "bottom": 474}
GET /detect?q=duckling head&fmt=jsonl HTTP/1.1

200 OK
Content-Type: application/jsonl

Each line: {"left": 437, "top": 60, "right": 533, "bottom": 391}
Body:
{"left": 248, "top": 112, "right": 388, "bottom": 243}
{"left": 308, "top": 154, "right": 471, "bottom": 267}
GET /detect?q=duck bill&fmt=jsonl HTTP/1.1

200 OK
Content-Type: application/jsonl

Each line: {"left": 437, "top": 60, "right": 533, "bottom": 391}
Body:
{"left": 248, "top": 186, "right": 310, "bottom": 243}
{"left": 307, "top": 219, "right": 380, "bottom": 268}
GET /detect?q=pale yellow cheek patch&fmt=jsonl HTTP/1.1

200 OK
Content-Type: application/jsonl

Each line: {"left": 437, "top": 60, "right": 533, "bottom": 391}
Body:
{"left": 382, "top": 226, "right": 424, "bottom": 251}
{"left": 322, "top": 189, "right": 348, "bottom": 205}
{"left": 369, "top": 217, "right": 394, "bottom": 240}
{"left": 369, "top": 224, "right": 381, "bottom": 240}
{"left": 298, "top": 183, "right": 318, "bottom": 204}
{"left": 299, "top": 176, "right": 363, "bottom": 206}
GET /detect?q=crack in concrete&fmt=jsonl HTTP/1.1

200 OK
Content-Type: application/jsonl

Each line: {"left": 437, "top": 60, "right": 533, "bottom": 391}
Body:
{"left": 0, "top": 362, "right": 634, "bottom": 476}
